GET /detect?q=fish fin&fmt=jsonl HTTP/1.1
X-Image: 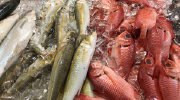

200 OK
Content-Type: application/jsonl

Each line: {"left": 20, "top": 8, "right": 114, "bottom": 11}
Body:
{"left": 152, "top": 63, "right": 168, "bottom": 79}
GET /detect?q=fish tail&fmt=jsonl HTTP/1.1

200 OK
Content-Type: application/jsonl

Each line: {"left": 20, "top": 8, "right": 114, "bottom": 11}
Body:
{"left": 152, "top": 62, "right": 167, "bottom": 79}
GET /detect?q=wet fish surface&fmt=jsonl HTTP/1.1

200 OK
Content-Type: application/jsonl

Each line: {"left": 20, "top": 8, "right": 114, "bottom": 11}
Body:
{"left": 0, "top": 10, "right": 36, "bottom": 79}
{"left": 0, "top": 14, "right": 19, "bottom": 43}
{"left": 62, "top": 30, "right": 97, "bottom": 100}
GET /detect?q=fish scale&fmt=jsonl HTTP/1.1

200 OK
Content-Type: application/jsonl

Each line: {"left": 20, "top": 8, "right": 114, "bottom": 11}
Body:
{"left": 47, "top": 31, "right": 76, "bottom": 100}
{"left": 62, "top": 31, "right": 97, "bottom": 100}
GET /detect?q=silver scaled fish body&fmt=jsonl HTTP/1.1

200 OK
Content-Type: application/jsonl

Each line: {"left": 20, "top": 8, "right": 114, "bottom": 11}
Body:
{"left": 55, "top": 5, "right": 70, "bottom": 49}
{"left": 81, "top": 77, "right": 94, "bottom": 97}
{"left": 7, "top": 45, "right": 56, "bottom": 94}
{"left": 0, "top": 14, "right": 19, "bottom": 43}
{"left": 62, "top": 30, "right": 97, "bottom": 100}
{"left": 0, "top": 10, "right": 36, "bottom": 79}
{"left": 30, "top": 0, "right": 66, "bottom": 54}
{"left": 75, "top": 0, "right": 90, "bottom": 47}
{"left": 47, "top": 31, "right": 76, "bottom": 100}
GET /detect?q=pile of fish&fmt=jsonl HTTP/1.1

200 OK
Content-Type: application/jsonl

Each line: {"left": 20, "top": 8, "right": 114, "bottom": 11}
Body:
{"left": 0, "top": 0, "right": 179, "bottom": 100}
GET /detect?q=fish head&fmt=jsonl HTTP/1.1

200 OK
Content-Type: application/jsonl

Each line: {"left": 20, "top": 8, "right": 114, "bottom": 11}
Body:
{"left": 142, "top": 55, "right": 155, "bottom": 76}
{"left": 163, "top": 60, "right": 180, "bottom": 79}
{"left": 170, "top": 42, "right": 180, "bottom": 65}
{"left": 61, "top": 31, "right": 76, "bottom": 46}
{"left": 115, "top": 30, "right": 134, "bottom": 47}
{"left": 89, "top": 62, "right": 105, "bottom": 77}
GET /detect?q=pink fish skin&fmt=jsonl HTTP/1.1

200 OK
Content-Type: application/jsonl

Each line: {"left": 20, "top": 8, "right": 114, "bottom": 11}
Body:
{"left": 106, "top": 2, "right": 124, "bottom": 34}
{"left": 170, "top": 42, "right": 180, "bottom": 66}
{"left": 89, "top": 62, "right": 140, "bottom": 100}
{"left": 138, "top": 55, "right": 162, "bottom": 100}
{"left": 111, "top": 30, "right": 135, "bottom": 79}
{"left": 147, "top": 25, "right": 171, "bottom": 78}
{"left": 115, "top": 17, "right": 140, "bottom": 38}
{"left": 159, "top": 60, "right": 180, "bottom": 100}
{"left": 156, "top": 16, "right": 175, "bottom": 39}
{"left": 134, "top": 7, "right": 157, "bottom": 50}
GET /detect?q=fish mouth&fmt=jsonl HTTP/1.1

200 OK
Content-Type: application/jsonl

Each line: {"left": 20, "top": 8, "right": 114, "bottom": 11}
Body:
{"left": 119, "top": 44, "right": 131, "bottom": 48}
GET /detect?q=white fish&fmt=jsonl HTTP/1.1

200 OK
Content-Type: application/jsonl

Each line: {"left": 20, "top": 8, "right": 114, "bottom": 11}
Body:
{"left": 62, "top": 30, "right": 97, "bottom": 100}
{"left": 0, "top": 14, "right": 19, "bottom": 43}
{"left": 0, "top": 10, "right": 36, "bottom": 78}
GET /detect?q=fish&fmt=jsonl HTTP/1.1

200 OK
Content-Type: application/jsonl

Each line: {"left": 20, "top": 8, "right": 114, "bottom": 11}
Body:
{"left": 75, "top": 0, "right": 90, "bottom": 47}
{"left": 62, "top": 30, "right": 97, "bottom": 100}
{"left": 75, "top": 0, "right": 90, "bottom": 36}
{"left": 111, "top": 30, "right": 135, "bottom": 79}
{"left": 115, "top": 17, "right": 140, "bottom": 38}
{"left": 159, "top": 60, "right": 180, "bottom": 100}
{"left": 156, "top": 16, "right": 175, "bottom": 39}
{"left": 55, "top": 6, "right": 70, "bottom": 49}
{"left": 0, "top": 10, "right": 36, "bottom": 79}
{"left": 106, "top": 2, "right": 124, "bottom": 35}
{"left": 0, "top": 51, "right": 36, "bottom": 93}
{"left": 30, "top": 0, "right": 66, "bottom": 54}
{"left": 81, "top": 78, "right": 94, "bottom": 98}
{"left": 170, "top": 42, "right": 180, "bottom": 66}
{"left": 47, "top": 31, "right": 76, "bottom": 100}
{"left": 138, "top": 55, "right": 162, "bottom": 100}
{"left": 0, "top": 14, "right": 19, "bottom": 43}
{"left": 134, "top": 7, "right": 157, "bottom": 50}
{"left": 147, "top": 26, "right": 172, "bottom": 78}
{"left": 89, "top": 62, "right": 140, "bottom": 100}
{"left": 0, "top": 0, "right": 20, "bottom": 21}
{"left": 7, "top": 46, "right": 56, "bottom": 94}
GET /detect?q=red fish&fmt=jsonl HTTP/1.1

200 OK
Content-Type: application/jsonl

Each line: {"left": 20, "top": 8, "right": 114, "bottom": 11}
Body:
{"left": 138, "top": 55, "right": 162, "bottom": 100}
{"left": 147, "top": 26, "right": 172, "bottom": 78}
{"left": 156, "top": 16, "right": 175, "bottom": 39}
{"left": 111, "top": 30, "right": 135, "bottom": 79}
{"left": 170, "top": 42, "right": 180, "bottom": 66}
{"left": 106, "top": 3, "right": 124, "bottom": 34}
{"left": 89, "top": 62, "right": 141, "bottom": 100}
{"left": 159, "top": 60, "right": 180, "bottom": 100}
{"left": 74, "top": 94, "right": 106, "bottom": 100}
{"left": 115, "top": 17, "right": 140, "bottom": 38}
{"left": 118, "top": 0, "right": 151, "bottom": 7}
{"left": 134, "top": 7, "right": 157, "bottom": 50}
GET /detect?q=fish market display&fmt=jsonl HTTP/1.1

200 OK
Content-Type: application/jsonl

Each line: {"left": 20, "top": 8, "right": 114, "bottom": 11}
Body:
{"left": 0, "top": 10, "right": 36, "bottom": 80}
{"left": 62, "top": 30, "right": 97, "bottom": 100}
{"left": 0, "top": 0, "right": 179, "bottom": 100}
{"left": 0, "top": 14, "right": 19, "bottom": 43}
{"left": 0, "top": 0, "right": 20, "bottom": 21}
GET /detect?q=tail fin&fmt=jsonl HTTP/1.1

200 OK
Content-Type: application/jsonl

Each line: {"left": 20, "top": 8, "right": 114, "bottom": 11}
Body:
{"left": 152, "top": 62, "right": 168, "bottom": 79}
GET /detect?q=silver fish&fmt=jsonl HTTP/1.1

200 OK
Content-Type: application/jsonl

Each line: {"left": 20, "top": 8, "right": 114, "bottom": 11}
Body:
{"left": 7, "top": 45, "right": 56, "bottom": 94}
{"left": 75, "top": 0, "right": 90, "bottom": 47}
{"left": 62, "top": 30, "right": 97, "bottom": 100}
{"left": 0, "top": 10, "right": 36, "bottom": 79}
{"left": 47, "top": 31, "right": 76, "bottom": 100}
{"left": 0, "top": 14, "right": 19, "bottom": 43}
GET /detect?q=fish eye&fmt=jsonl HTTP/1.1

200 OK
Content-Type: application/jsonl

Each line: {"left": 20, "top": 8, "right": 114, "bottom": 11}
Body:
{"left": 125, "top": 34, "right": 131, "bottom": 38}
{"left": 120, "top": 28, "right": 125, "bottom": 32}
{"left": 165, "top": 63, "right": 171, "bottom": 67}
{"left": 146, "top": 59, "right": 151, "bottom": 64}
